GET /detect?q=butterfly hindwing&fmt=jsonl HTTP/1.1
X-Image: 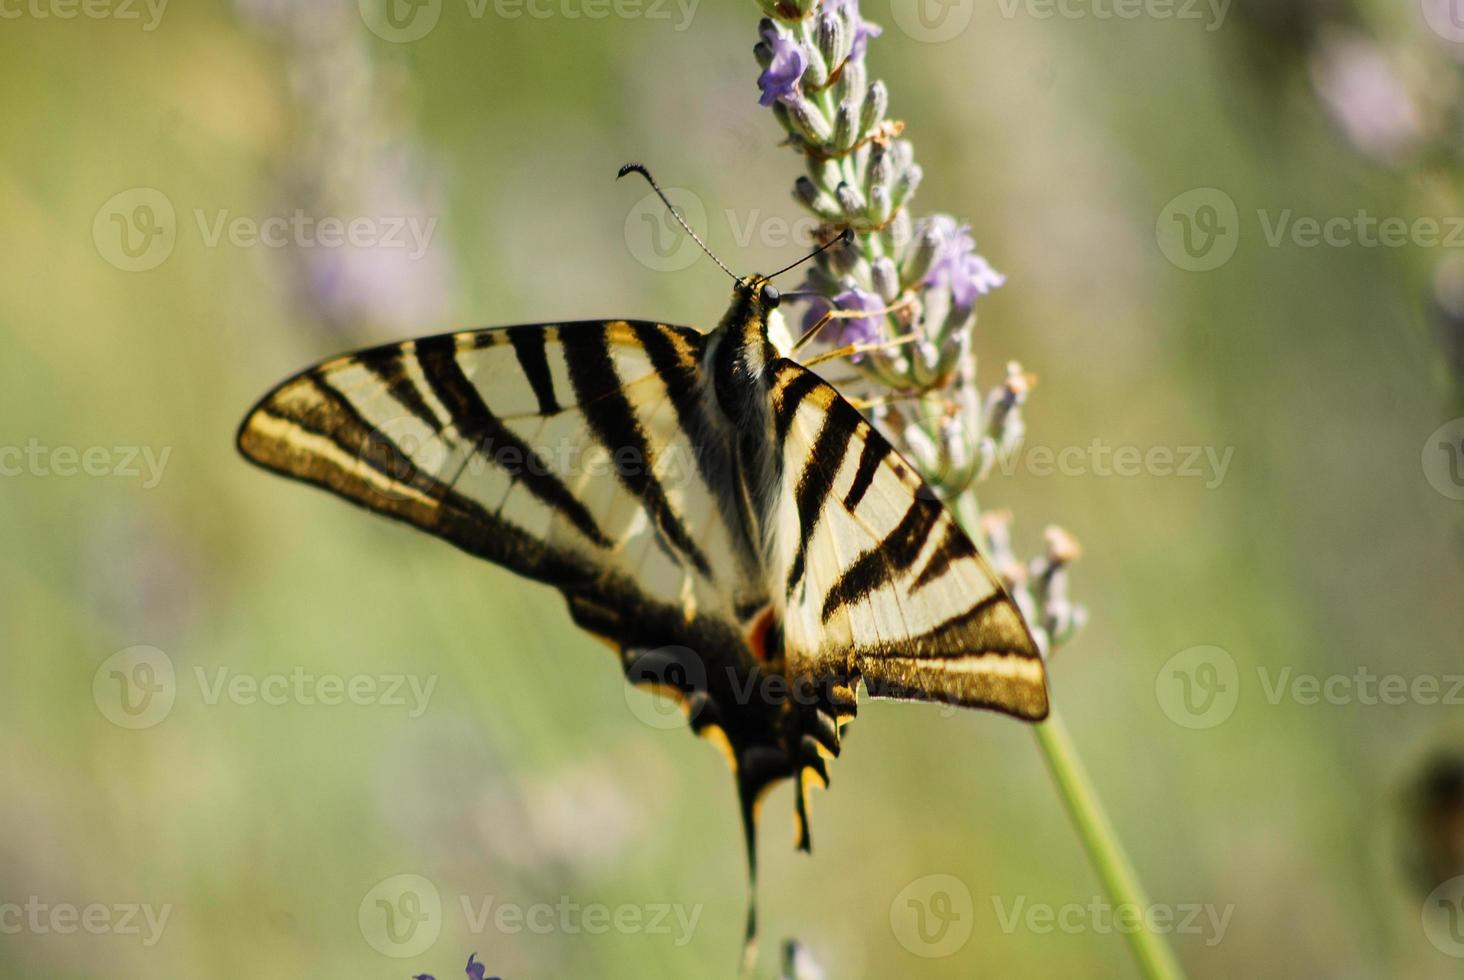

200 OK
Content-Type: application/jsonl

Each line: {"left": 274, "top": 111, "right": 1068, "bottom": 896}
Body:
{"left": 768, "top": 358, "right": 1049, "bottom": 722}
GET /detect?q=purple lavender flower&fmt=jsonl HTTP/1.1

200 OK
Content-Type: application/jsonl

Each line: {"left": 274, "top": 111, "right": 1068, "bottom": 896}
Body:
{"left": 826, "top": 0, "right": 882, "bottom": 60}
{"left": 757, "top": 25, "right": 807, "bottom": 107}
{"left": 923, "top": 216, "right": 1005, "bottom": 309}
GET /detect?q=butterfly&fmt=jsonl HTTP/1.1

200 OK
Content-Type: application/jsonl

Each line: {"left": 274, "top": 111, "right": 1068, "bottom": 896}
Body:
{"left": 236, "top": 167, "right": 1049, "bottom": 965}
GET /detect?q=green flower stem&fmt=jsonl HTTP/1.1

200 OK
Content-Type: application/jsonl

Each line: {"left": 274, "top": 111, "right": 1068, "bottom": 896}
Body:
{"left": 1032, "top": 709, "right": 1186, "bottom": 980}
{"left": 953, "top": 489, "right": 1185, "bottom": 980}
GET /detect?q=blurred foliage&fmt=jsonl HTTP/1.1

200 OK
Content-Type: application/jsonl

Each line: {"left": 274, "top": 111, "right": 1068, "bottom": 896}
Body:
{"left": 3, "top": 1, "right": 1464, "bottom": 977}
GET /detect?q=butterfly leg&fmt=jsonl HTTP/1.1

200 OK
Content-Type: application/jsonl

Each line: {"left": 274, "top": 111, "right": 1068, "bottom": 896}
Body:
{"left": 789, "top": 296, "right": 918, "bottom": 356}
{"left": 800, "top": 333, "right": 919, "bottom": 368}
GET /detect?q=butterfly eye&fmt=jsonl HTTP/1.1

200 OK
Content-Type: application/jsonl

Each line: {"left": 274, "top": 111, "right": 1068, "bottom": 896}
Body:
{"left": 763, "top": 284, "right": 781, "bottom": 308}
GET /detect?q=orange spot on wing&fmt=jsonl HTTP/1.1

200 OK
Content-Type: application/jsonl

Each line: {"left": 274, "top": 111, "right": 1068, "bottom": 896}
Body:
{"left": 745, "top": 607, "right": 780, "bottom": 663}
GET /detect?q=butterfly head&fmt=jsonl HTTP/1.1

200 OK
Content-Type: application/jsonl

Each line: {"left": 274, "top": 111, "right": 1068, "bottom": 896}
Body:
{"left": 734, "top": 275, "right": 781, "bottom": 313}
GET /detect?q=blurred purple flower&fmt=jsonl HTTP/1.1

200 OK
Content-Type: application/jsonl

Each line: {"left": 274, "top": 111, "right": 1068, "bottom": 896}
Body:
{"left": 758, "top": 26, "right": 806, "bottom": 107}
{"left": 827, "top": 0, "right": 882, "bottom": 59}
{"left": 923, "top": 216, "right": 1005, "bottom": 308}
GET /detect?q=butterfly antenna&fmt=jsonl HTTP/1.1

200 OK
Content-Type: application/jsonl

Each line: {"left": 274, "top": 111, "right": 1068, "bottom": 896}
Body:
{"left": 617, "top": 163, "right": 738, "bottom": 281}
{"left": 764, "top": 227, "right": 854, "bottom": 282}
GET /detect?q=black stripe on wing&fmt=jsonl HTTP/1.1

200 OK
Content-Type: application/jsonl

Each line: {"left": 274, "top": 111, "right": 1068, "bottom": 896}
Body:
{"left": 784, "top": 398, "right": 861, "bottom": 595}
{"left": 507, "top": 324, "right": 562, "bottom": 416}
{"left": 560, "top": 323, "right": 713, "bottom": 579}
{"left": 820, "top": 494, "right": 944, "bottom": 623}
{"left": 237, "top": 369, "right": 595, "bottom": 589}
{"left": 414, "top": 333, "right": 612, "bottom": 549}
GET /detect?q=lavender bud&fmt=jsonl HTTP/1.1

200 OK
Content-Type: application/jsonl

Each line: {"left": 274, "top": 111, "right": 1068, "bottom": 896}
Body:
{"left": 802, "top": 44, "right": 830, "bottom": 90}
{"left": 901, "top": 220, "right": 942, "bottom": 284}
{"left": 833, "top": 100, "right": 858, "bottom": 151}
{"left": 860, "top": 80, "right": 888, "bottom": 134}
{"left": 868, "top": 184, "right": 892, "bottom": 228}
{"left": 886, "top": 208, "right": 912, "bottom": 251}
{"left": 835, "top": 58, "right": 866, "bottom": 109}
{"left": 816, "top": 12, "right": 849, "bottom": 74}
{"left": 891, "top": 163, "right": 922, "bottom": 211}
{"left": 807, "top": 155, "right": 841, "bottom": 190}
{"left": 790, "top": 0, "right": 818, "bottom": 16}
{"left": 826, "top": 240, "right": 862, "bottom": 276}
{"left": 835, "top": 180, "right": 864, "bottom": 215}
{"left": 753, "top": 40, "right": 773, "bottom": 70}
{"left": 772, "top": 101, "right": 796, "bottom": 137}
{"left": 794, "top": 176, "right": 843, "bottom": 222}
{"left": 867, "top": 142, "right": 894, "bottom": 197}
{"left": 900, "top": 420, "right": 942, "bottom": 477}
{"left": 786, "top": 96, "right": 833, "bottom": 144}
{"left": 891, "top": 139, "right": 914, "bottom": 173}
{"left": 871, "top": 256, "right": 900, "bottom": 302}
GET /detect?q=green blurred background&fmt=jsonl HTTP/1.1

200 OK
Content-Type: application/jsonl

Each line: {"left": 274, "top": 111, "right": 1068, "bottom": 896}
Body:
{"left": 5, "top": 0, "right": 1464, "bottom": 976}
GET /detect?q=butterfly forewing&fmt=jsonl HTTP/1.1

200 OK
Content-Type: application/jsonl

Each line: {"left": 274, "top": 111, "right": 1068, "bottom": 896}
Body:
{"left": 237, "top": 320, "right": 767, "bottom": 629}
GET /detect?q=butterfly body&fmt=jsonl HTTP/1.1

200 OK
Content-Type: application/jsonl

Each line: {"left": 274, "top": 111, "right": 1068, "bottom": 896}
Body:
{"left": 237, "top": 275, "right": 1047, "bottom": 961}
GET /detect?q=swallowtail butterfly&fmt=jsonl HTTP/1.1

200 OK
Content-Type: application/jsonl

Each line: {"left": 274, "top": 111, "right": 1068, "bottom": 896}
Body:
{"left": 237, "top": 168, "right": 1049, "bottom": 963}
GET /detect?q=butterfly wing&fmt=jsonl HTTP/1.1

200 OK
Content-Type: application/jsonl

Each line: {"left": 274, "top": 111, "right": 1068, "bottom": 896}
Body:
{"left": 239, "top": 318, "right": 792, "bottom": 752}
{"left": 769, "top": 357, "right": 1049, "bottom": 724}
